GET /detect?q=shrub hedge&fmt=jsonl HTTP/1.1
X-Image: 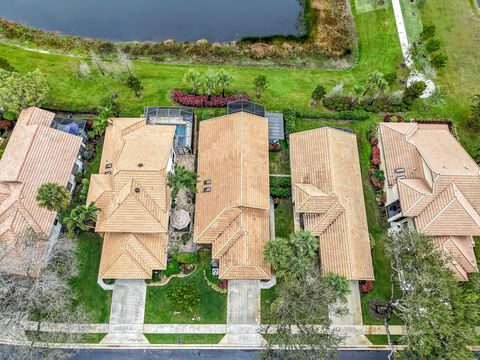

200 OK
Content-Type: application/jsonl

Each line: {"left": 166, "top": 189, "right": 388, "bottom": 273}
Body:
{"left": 177, "top": 252, "right": 198, "bottom": 264}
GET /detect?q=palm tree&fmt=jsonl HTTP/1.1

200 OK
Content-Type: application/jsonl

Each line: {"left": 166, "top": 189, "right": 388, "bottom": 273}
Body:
{"left": 183, "top": 69, "right": 202, "bottom": 96}
{"left": 217, "top": 69, "right": 233, "bottom": 97}
{"left": 63, "top": 203, "right": 98, "bottom": 238}
{"left": 201, "top": 69, "right": 219, "bottom": 101}
{"left": 36, "top": 183, "right": 71, "bottom": 212}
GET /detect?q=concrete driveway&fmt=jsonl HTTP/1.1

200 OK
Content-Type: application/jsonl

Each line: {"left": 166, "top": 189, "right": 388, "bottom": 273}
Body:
{"left": 101, "top": 279, "right": 148, "bottom": 344}
{"left": 227, "top": 280, "right": 260, "bottom": 325}
{"left": 220, "top": 280, "right": 263, "bottom": 346}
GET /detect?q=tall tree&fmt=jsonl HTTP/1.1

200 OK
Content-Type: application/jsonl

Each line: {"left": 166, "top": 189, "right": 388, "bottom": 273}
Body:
{"left": 0, "top": 69, "right": 49, "bottom": 114}
{"left": 381, "top": 230, "right": 479, "bottom": 359}
{"left": 201, "top": 70, "right": 219, "bottom": 101}
{"left": 167, "top": 165, "right": 197, "bottom": 203}
{"left": 217, "top": 69, "right": 233, "bottom": 97}
{"left": 264, "top": 230, "right": 318, "bottom": 281}
{"left": 183, "top": 69, "right": 202, "bottom": 96}
{"left": 0, "top": 231, "right": 89, "bottom": 360}
{"left": 36, "top": 183, "right": 71, "bottom": 212}
{"left": 261, "top": 269, "right": 349, "bottom": 360}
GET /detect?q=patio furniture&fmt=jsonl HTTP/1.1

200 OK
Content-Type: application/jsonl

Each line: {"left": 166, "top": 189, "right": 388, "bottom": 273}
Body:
{"left": 171, "top": 209, "right": 191, "bottom": 230}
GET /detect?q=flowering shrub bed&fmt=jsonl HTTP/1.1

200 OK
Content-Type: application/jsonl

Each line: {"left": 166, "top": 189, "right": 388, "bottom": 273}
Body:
{"left": 171, "top": 90, "right": 249, "bottom": 108}
{"left": 368, "top": 131, "right": 386, "bottom": 206}
{"left": 360, "top": 280, "right": 374, "bottom": 295}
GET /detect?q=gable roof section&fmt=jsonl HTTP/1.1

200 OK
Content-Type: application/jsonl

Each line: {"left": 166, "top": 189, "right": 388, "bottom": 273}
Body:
{"left": 290, "top": 127, "right": 374, "bottom": 281}
{"left": 87, "top": 118, "right": 175, "bottom": 279}
{"left": 99, "top": 233, "right": 168, "bottom": 279}
{"left": 379, "top": 122, "right": 424, "bottom": 186}
{"left": 194, "top": 112, "right": 271, "bottom": 280}
{"left": 415, "top": 183, "right": 480, "bottom": 235}
{"left": 0, "top": 107, "right": 82, "bottom": 276}
{"left": 434, "top": 236, "right": 478, "bottom": 281}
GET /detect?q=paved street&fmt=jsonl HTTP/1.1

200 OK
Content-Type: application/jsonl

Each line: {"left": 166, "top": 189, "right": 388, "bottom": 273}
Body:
{"left": 70, "top": 349, "right": 393, "bottom": 360}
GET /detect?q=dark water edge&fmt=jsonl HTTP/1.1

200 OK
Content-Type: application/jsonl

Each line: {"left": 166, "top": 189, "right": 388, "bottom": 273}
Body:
{"left": 0, "top": 0, "right": 304, "bottom": 42}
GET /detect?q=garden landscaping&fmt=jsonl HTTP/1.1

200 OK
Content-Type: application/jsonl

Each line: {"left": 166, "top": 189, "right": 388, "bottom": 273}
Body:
{"left": 0, "top": 0, "right": 478, "bottom": 334}
{"left": 144, "top": 249, "right": 227, "bottom": 324}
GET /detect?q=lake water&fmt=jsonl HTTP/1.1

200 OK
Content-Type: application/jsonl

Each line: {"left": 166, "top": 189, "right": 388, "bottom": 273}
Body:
{"left": 0, "top": 0, "right": 303, "bottom": 42}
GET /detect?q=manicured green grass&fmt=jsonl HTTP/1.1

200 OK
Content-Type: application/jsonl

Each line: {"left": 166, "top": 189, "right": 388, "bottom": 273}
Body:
{"left": 70, "top": 232, "right": 111, "bottom": 323}
{"left": 144, "top": 253, "right": 227, "bottom": 324}
{"left": 274, "top": 197, "right": 294, "bottom": 239}
{"left": 399, "top": 0, "right": 423, "bottom": 42}
{"left": 145, "top": 333, "right": 224, "bottom": 344}
{"left": 260, "top": 286, "right": 278, "bottom": 324}
{"left": 366, "top": 334, "right": 403, "bottom": 345}
{"left": 25, "top": 331, "right": 106, "bottom": 344}
{"left": 0, "top": 3, "right": 402, "bottom": 115}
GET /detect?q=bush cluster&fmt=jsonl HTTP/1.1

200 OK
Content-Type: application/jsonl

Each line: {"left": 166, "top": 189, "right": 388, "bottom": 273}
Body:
{"left": 0, "top": 19, "right": 116, "bottom": 54}
{"left": 0, "top": 18, "right": 350, "bottom": 67}
{"left": 177, "top": 252, "right": 198, "bottom": 264}
{"left": 163, "top": 258, "right": 181, "bottom": 277}
{"left": 171, "top": 90, "right": 249, "bottom": 108}
{"left": 270, "top": 177, "right": 291, "bottom": 199}
{"left": 323, "top": 96, "right": 407, "bottom": 113}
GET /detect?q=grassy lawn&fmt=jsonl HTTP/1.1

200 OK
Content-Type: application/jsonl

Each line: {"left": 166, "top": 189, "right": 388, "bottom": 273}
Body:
{"left": 25, "top": 331, "right": 106, "bottom": 344}
{"left": 261, "top": 286, "right": 278, "bottom": 324}
{"left": 0, "top": 2, "right": 401, "bottom": 115}
{"left": 365, "top": 334, "right": 403, "bottom": 345}
{"left": 145, "top": 334, "right": 224, "bottom": 344}
{"left": 399, "top": 0, "right": 423, "bottom": 41}
{"left": 69, "top": 232, "right": 111, "bottom": 323}
{"left": 274, "top": 197, "right": 294, "bottom": 239}
{"left": 144, "top": 251, "right": 227, "bottom": 324}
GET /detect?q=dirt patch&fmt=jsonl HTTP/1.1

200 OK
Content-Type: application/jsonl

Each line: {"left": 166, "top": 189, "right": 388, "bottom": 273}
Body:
{"left": 310, "top": 0, "right": 356, "bottom": 57}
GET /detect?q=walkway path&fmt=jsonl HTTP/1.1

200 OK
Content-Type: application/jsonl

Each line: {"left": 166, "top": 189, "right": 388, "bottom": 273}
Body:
{"left": 101, "top": 280, "right": 149, "bottom": 344}
{"left": 391, "top": 0, "right": 435, "bottom": 98}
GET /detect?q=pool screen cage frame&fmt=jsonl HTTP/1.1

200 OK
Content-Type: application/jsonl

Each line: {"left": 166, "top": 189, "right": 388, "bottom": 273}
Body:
{"left": 227, "top": 100, "right": 266, "bottom": 117}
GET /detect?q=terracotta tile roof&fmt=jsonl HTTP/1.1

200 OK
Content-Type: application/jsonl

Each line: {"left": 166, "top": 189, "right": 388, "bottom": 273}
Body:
{"left": 193, "top": 112, "right": 271, "bottom": 280}
{"left": 87, "top": 118, "right": 175, "bottom": 279}
{"left": 434, "top": 236, "right": 478, "bottom": 281}
{"left": 290, "top": 127, "right": 374, "bottom": 281}
{"left": 0, "top": 107, "right": 82, "bottom": 276}
{"left": 379, "top": 122, "right": 480, "bottom": 279}
{"left": 99, "top": 233, "right": 168, "bottom": 279}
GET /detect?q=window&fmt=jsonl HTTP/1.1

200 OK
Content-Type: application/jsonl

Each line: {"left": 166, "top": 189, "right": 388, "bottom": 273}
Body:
{"left": 66, "top": 182, "right": 73, "bottom": 191}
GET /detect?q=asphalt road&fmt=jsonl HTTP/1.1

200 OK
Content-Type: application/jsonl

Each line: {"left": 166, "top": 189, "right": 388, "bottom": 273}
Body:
{"left": 70, "top": 349, "right": 392, "bottom": 360}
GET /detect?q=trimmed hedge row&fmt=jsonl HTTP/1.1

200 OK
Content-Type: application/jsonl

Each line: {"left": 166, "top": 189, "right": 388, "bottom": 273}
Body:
{"left": 283, "top": 108, "right": 370, "bottom": 140}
